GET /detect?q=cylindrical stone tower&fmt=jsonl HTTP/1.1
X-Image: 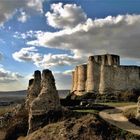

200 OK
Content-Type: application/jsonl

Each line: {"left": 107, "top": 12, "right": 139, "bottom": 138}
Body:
{"left": 86, "top": 56, "right": 95, "bottom": 92}
{"left": 73, "top": 66, "right": 78, "bottom": 92}
{"left": 71, "top": 71, "right": 75, "bottom": 92}
{"left": 77, "top": 64, "right": 87, "bottom": 92}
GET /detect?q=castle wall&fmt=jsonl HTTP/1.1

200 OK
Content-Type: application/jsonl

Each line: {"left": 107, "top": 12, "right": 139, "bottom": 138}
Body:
{"left": 99, "top": 65, "right": 140, "bottom": 94}
{"left": 113, "top": 66, "right": 140, "bottom": 91}
{"left": 99, "top": 65, "right": 114, "bottom": 94}
{"left": 71, "top": 54, "right": 140, "bottom": 96}
{"left": 86, "top": 56, "right": 100, "bottom": 93}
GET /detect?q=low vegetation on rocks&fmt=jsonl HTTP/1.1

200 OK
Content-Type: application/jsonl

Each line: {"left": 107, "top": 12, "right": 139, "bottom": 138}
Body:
{"left": 123, "top": 107, "right": 140, "bottom": 127}
{"left": 123, "top": 107, "right": 137, "bottom": 120}
{"left": 18, "top": 112, "right": 140, "bottom": 140}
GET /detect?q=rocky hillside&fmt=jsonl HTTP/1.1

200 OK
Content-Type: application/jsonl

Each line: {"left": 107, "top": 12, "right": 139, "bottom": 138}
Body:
{"left": 18, "top": 112, "right": 140, "bottom": 140}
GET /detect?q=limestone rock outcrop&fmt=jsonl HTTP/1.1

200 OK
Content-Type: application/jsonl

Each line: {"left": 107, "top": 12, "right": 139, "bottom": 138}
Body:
{"left": 71, "top": 54, "right": 140, "bottom": 96}
{"left": 25, "top": 70, "right": 41, "bottom": 110}
{"left": 28, "top": 69, "right": 61, "bottom": 134}
{"left": 136, "top": 96, "right": 140, "bottom": 121}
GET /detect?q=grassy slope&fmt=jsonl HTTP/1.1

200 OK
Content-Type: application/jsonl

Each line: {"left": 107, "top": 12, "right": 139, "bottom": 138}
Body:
{"left": 99, "top": 102, "right": 136, "bottom": 107}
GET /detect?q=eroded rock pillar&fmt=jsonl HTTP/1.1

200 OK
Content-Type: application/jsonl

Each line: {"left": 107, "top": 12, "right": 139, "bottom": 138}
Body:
{"left": 136, "top": 96, "right": 140, "bottom": 121}
{"left": 28, "top": 69, "right": 61, "bottom": 134}
{"left": 26, "top": 70, "right": 41, "bottom": 110}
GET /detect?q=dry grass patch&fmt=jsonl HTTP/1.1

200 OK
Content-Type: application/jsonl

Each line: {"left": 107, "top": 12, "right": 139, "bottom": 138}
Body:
{"left": 0, "top": 106, "right": 13, "bottom": 116}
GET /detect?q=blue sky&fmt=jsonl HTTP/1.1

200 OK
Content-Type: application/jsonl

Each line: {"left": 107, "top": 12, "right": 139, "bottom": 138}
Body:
{"left": 0, "top": 0, "right": 140, "bottom": 91}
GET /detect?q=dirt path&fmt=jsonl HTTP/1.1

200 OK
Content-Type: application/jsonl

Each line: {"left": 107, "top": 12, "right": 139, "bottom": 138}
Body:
{"left": 99, "top": 105, "right": 140, "bottom": 135}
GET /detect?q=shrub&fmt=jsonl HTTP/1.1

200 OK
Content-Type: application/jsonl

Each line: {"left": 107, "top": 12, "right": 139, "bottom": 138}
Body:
{"left": 123, "top": 107, "right": 137, "bottom": 120}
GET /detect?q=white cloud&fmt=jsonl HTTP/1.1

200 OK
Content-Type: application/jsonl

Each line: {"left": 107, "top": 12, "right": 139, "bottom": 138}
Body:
{"left": 13, "top": 30, "right": 42, "bottom": 39}
{"left": 27, "top": 0, "right": 44, "bottom": 13}
{"left": 17, "top": 11, "right": 29, "bottom": 23}
{"left": 35, "top": 53, "right": 83, "bottom": 68}
{"left": 45, "top": 3, "right": 87, "bottom": 29}
{"left": 27, "top": 14, "right": 140, "bottom": 61}
{"left": 54, "top": 71, "right": 71, "bottom": 89}
{"left": 12, "top": 47, "right": 42, "bottom": 62}
{"left": 0, "top": 0, "right": 44, "bottom": 26}
{"left": 0, "top": 67, "right": 23, "bottom": 83}
{"left": 12, "top": 47, "right": 84, "bottom": 69}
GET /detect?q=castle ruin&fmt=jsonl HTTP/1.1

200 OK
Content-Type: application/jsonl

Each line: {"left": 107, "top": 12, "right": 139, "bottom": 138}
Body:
{"left": 71, "top": 54, "right": 140, "bottom": 96}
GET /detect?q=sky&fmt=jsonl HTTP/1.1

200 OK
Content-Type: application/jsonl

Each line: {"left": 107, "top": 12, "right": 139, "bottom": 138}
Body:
{"left": 0, "top": 0, "right": 140, "bottom": 91}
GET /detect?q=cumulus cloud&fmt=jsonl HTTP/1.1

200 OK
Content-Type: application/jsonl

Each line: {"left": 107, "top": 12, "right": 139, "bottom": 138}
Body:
{"left": 27, "top": 0, "right": 44, "bottom": 13}
{"left": 27, "top": 13, "right": 140, "bottom": 61}
{"left": 36, "top": 53, "right": 83, "bottom": 68}
{"left": 12, "top": 47, "right": 42, "bottom": 62}
{"left": 17, "top": 11, "right": 29, "bottom": 23}
{"left": 13, "top": 30, "right": 42, "bottom": 39}
{"left": 0, "top": 67, "right": 23, "bottom": 83}
{"left": 0, "top": 0, "right": 44, "bottom": 26}
{"left": 54, "top": 71, "right": 72, "bottom": 89}
{"left": 45, "top": 3, "right": 87, "bottom": 29}
{"left": 12, "top": 46, "right": 84, "bottom": 68}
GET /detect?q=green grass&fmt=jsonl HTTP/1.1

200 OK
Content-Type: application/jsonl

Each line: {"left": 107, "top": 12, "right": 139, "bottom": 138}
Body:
{"left": 74, "top": 109, "right": 99, "bottom": 114}
{"left": 98, "top": 102, "right": 136, "bottom": 107}
{"left": 0, "top": 106, "right": 13, "bottom": 116}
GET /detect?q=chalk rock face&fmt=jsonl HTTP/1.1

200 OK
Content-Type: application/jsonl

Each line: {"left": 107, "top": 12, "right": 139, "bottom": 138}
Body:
{"left": 28, "top": 69, "right": 61, "bottom": 133}
{"left": 31, "top": 69, "right": 61, "bottom": 115}
{"left": 136, "top": 96, "right": 140, "bottom": 121}
{"left": 25, "top": 70, "right": 41, "bottom": 110}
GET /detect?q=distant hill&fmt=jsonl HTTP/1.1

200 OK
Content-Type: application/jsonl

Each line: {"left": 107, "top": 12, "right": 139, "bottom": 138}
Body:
{"left": 0, "top": 90, "right": 27, "bottom": 95}
{"left": 0, "top": 90, "right": 70, "bottom": 99}
{"left": 58, "top": 90, "right": 70, "bottom": 98}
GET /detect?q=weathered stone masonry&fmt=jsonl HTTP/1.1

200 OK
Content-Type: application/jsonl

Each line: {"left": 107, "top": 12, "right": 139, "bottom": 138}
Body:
{"left": 71, "top": 54, "right": 140, "bottom": 95}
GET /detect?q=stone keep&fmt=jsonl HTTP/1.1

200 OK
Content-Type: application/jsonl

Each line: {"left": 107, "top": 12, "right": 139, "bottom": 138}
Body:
{"left": 71, "top": 54, "right": 140, "bottom": 95}
{"left": 27, "top": 69, "right": 61, "bottom": 134}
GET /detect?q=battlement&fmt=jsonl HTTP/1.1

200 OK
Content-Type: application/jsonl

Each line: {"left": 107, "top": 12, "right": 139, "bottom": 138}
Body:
{"left": 89, "top": 54, "right": 120, "bottom": 66}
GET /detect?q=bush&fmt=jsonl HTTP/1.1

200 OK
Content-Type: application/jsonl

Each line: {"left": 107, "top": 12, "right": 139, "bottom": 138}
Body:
{"left": 118, "top": 89, "right": 140, "bottom": 102}
{"left": 123, "top": 107, "right": 137, "bottom": 120}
